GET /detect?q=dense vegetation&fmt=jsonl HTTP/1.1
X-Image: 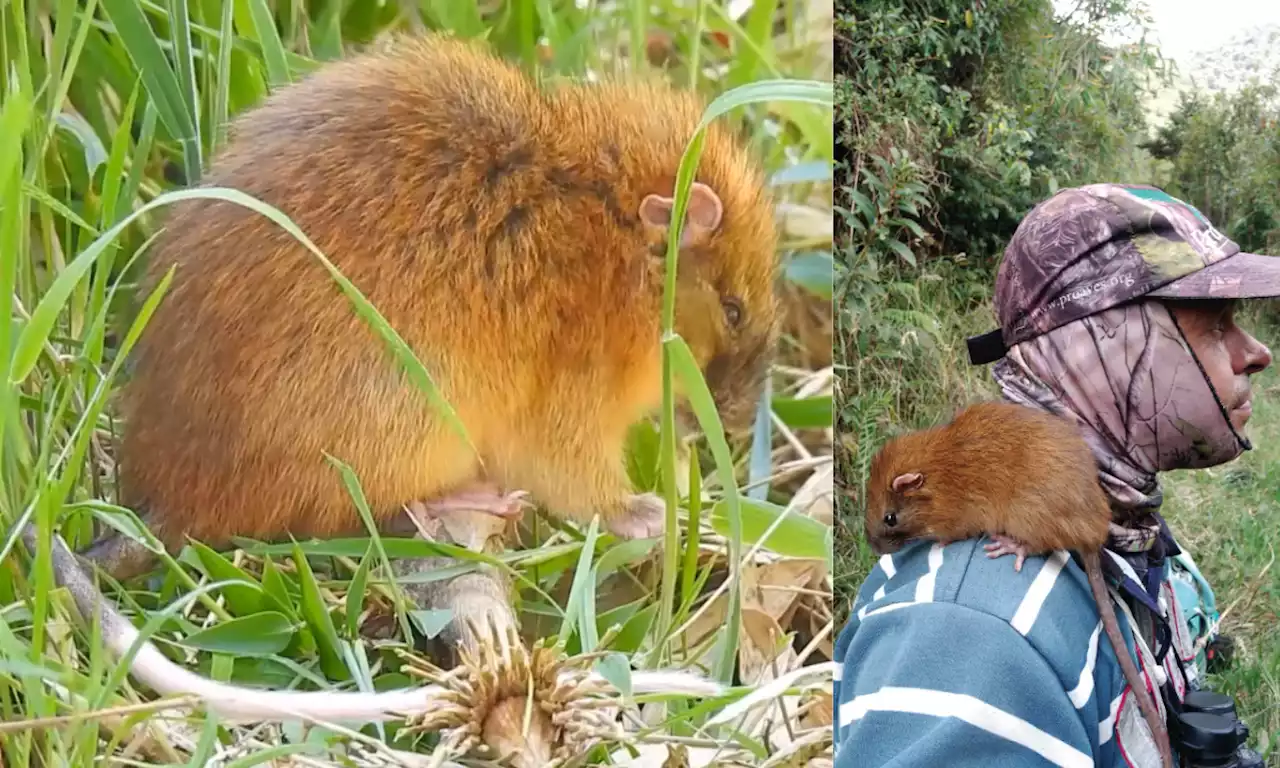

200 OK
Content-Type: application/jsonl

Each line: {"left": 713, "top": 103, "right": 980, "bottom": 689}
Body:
{"left": 0, "top": 1, "right": 834, "bottom": 765}
{"left": 836, "top": 0, "right": 1280, "bottom": 753}
{"left": 1145, "top": 83, "right": 1280, "bottom": 255}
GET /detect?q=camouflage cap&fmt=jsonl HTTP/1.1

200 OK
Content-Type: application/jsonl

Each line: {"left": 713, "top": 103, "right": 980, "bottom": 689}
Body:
{"left": 968, "top": 183, "right": 1280, "bottom": 364}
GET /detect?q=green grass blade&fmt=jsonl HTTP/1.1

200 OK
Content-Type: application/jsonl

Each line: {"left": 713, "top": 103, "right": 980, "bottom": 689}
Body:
{"left": 211, "top": 0, "right": 237, "bottom": 153}
{"left": 165, "top": 0, "right": 204, "bottom": 181}
{"left": 99, "top": 0, "right": 199, "bottom": 142}
{"left": 245, "top": 0, "right": 291, "bottom": 88}
{"left": 772, "top": 394, "right": 833, "bottom": 429}
{"left": 665, "top": 334, "right": 741, "bottom": 684}
{"left": 652, "top": 78, "right": 834, "bottom": 681}
{"left": 559, "top": 515, "right": 601, "bottom": 651}
{"left": 289, "top": 541, "right": 347, "bottom": 680}
{"left": 327, "top": 454, "right": 414, "bottom": 641}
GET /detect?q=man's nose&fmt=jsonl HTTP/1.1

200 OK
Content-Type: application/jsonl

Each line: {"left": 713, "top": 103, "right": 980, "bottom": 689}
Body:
{"left": 1236, "top": 329, "right": 1272, "bottom": 375}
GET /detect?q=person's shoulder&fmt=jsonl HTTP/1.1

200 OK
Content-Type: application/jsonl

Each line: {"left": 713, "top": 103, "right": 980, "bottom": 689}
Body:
{"left": 849, "top": 538, "right": 1104, "bottom": 660}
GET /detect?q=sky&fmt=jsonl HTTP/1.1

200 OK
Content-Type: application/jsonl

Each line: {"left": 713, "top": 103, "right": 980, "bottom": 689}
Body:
{"left": 1052, "top": 0, "right": 1280, "bottom": 63}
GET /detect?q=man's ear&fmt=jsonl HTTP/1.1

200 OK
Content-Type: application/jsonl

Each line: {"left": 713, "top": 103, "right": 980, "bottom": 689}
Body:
{"left": 639, "top": 181, "right": 724, "bottom": 248}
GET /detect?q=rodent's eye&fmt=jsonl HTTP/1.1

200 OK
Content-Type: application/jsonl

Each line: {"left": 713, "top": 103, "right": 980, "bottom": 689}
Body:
{"left": 721, "top": 297, "right": 744, "bottom": 328}
{"left": 883, "top": 512, "right": 898, "bottom": 528}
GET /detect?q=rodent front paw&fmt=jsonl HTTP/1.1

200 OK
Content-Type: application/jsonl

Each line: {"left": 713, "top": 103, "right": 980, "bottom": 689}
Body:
{"left": 606, "top": 493, "right": 666, "bottom": 539}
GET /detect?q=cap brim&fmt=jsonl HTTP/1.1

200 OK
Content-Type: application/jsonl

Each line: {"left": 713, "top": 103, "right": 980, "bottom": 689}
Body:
{"left": 1148, "top": 251, "right": 1280, "bottom": 300}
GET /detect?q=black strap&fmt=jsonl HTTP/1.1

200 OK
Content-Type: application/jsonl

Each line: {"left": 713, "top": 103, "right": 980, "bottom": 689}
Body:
{"left": 966, "top": 328, "right": 1008, "bottom": 365}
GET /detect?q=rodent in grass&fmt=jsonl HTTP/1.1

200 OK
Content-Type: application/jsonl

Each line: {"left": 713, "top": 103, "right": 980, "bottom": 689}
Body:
{"left": 81, "top": 34, "right": 780, "bottom": 580}
{"left": 865, "top": 401, "right": 1174, "bottom": 768}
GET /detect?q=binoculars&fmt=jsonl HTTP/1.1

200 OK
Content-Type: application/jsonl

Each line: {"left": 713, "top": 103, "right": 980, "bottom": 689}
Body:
{"left": 1173, "top": 689, "right": 1263, "bottom": 768}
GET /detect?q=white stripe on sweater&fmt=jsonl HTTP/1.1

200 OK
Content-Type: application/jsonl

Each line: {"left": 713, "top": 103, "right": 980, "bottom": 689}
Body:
{"left": 841, "top": 686, "right": 1093, "bottom": 768}
{"left": 1099, "top": 691, "right": 1122, "bottom": 745}
{"left": 1068, "top": 620, "right": 1103, "bottom": 709}
{"left": 1011, "top": 550, "right": 1069, "bottom": 635}
{"left": 915, "top": 543, "right": 944, "bottom": 603}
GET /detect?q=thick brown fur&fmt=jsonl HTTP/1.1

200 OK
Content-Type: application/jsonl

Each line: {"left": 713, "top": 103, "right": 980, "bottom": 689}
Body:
{"left": 864, "top": 401, "right": 1173, "bottom": 768}
{"left": 92, "top": 35, "right": 779, "bottom": 574}
{"left": 865, "top": 401, "right": 1110, "bottom": 555}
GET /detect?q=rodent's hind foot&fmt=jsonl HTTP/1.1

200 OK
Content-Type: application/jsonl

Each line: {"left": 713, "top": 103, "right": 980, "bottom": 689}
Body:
{"left": 604, "top": 493, "right": 666, "bottom": 539}
{"left": 79, "top": 530, "right": 158, "bottom": 582}
{"left": 984, "top": 534, "right": 1038, "bottom": 572}
{"left": 416, "top": 483, "right": 531, "bottom": 520}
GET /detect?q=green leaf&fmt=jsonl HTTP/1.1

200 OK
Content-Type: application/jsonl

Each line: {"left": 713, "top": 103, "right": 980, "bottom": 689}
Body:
{"left": 594, "top": 537, "right": 659, "bottom": 584}
{"left": 896, "top": 216, "right": 927, "bottom": 239}
{"left": 624, "top": 419, "right": 661, "bottom": 492}
{"left": 259, "top": 556, "right": 298, "bottom": 619}
{"left": 607, "top": 602, "right": 658, "bottom": 655}
{"left": 708, "top": 498, "right": 831, "bottom": 563}
{"left": 181, "top": 612, "right": 296, "bottom": 657}
{"left": 784, "top": 251, "right": 835, "bottom": 300}
{"left": 886, "top": 239, "right": 917, "bottom": 266}
{"left": 327, "top": 455, "right": 413, "bottom": 641}
{"left": 649, "top": 76, "right": 831, "bottom": 679}
{"left": 849, "top": 188, "right": 875, "bottom": 221}
{"left": 54, "top": 112, "right": 108, "bottom": 175}
{"left": 211, "top": 0, "right": 237, "bottom": 153}
{"left": 771, "top": 395, "right": 833, "bottom": 429}
{"left": 428, "top": 0, "right": 486, "bottom": 38}
{"left": 594, "top": 652, "right": 633, "bottom": 698}
{"left": 409, "top": 609, "right": 455, "bottom": 640}
{"left": 165, "top": 0, "right": 203, "bottom": 182}
{"left": 345, "top": 541, "right": 374, "bottom": 639}
{"left": 697, "top": 79, "right": 833, "bottom": 129}
{"left": 188, "top": 541, "right": 265, "bottom": 616}
{"left": 665, "top": 334, "right": 742, "bottom": 684}
{"left": 289, "top": 542, "right": 347, "bottom": 680}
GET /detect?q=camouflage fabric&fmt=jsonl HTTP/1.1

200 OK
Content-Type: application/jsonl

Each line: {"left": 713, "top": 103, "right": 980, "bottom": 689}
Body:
{"left": 993, "top": 302, "right": 1242, "bottom": 517}
{"left": 983, "top": 184, "right": 1276, "bottom": 516}
{"left": 995, "top": 183, "right": 1280, "bottom": 348}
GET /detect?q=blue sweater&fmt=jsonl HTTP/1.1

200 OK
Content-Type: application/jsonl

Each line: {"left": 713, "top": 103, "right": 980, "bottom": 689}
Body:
{"left": 834, "top": 538, "right": 1173, "bottom": 767}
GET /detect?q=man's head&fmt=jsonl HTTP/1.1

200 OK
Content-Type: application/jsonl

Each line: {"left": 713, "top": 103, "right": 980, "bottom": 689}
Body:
{"left": 968, "top": 183, "right": 1280, "bottom": 508}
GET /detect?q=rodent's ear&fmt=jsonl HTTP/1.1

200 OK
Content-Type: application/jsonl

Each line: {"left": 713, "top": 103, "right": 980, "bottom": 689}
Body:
{"left": 639, "top": 182, "right": 724, "bottom": 248}
{"left": 890, "top": 472, "right": 925, "bottom": 494}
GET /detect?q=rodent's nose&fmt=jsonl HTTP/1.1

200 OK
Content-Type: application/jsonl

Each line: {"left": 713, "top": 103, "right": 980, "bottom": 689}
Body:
{"left": 866, "top": 533, "right": 886, "bottom": 556}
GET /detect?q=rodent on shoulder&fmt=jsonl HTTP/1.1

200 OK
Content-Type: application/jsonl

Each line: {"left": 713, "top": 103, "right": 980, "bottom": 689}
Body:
{"left": 864, "top": 401, "right": 1111, "bottom": 559}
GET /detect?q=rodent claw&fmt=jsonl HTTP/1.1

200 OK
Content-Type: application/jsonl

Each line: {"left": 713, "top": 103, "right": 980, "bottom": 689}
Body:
{"left": 985, "top": 534, "right": 1033, "bottom": 573}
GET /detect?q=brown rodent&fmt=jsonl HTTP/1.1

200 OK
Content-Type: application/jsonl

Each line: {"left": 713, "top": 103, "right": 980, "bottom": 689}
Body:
{"left": 865, "top": 401, "right": 1173, "bottom": 768}
{"left": 85, "top": 34, "right": 780, "bottom": 580}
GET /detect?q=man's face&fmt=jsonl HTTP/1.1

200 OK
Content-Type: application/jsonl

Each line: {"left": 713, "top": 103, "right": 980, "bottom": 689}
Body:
{"left": 1167, "top": 299, "right": 1273, "bottom": 433}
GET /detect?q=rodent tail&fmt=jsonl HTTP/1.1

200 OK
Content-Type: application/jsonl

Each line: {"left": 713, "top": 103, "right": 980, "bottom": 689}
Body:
{"left": 23, "top": 523, "right": 433, "bottom": 724}
{"left": 21, "top": 525, "right": 725, "bottom": 725}
{"left": 1083, "top": 550, "right": 1174, "bottom": 768}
